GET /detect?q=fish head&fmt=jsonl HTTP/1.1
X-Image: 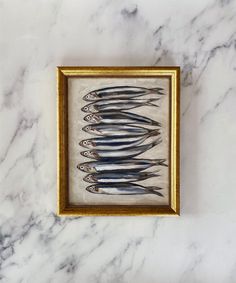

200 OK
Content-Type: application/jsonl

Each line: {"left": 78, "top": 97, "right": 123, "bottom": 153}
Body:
{"left": 81, "top": 105, "right": 89, "bottom": 112}
{"left": 83, "top": 174, "right": 97, "bottom": 183}
{"left": 82, "top": 125, "right": 101, "bottom": 135}
{"left": 82, "top": 125, "right": 92, "bottom": 133}
{"left": 84, "top": 91, "right": 98, "bottom": 101}
{"left": 81, "top": 104, "right": 97, "bottom": 113}
{"left": 86, "top": 185, "right": 100, "bottom": 193}
{"left": 79, "top": 139, "right": 95, "bottom": 149}
{"left": 77, "top": 162, "right": 93, "bottom": 173}
{"left": 84, "top": 114, "right": 101, "bottom": 123}
{"left": 81, "top": 150, "right": 99, "bottom": 159}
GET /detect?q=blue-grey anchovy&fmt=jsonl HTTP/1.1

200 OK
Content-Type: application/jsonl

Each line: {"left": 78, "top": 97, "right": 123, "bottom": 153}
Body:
{"left": 82, "top": 124, "right": 157, "bottom": 137}
{"left": 79, "top": 129, "right": 160, "bottom": 150}
{"left": 80, "top": 138, "right": 161, "bottom": 160}
{"left": 86, "top": 183, "right": 163, "bottom": 196}
{"left": 83, "top": 171, "right": 160, "bottom": 183}
{"left": 83, "top": 86, "right": 164, "bottom": 101}
{"left": 84, "top": 111, "right": 161, "bottom": 126}
{"left": 81, "top": 98, "right": 159, "bottom": 113}
{"left": 78, "top": 158, "right": 167, "bottom": 173}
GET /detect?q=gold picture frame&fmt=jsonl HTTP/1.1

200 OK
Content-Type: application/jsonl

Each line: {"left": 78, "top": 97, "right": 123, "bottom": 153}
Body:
{"left": 57, "top": 66, "right": 180, "bottom": 216}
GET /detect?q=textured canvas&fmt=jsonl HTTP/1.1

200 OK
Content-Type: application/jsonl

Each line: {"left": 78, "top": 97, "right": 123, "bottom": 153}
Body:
{"left": 68, "top": 77, "right": 170, "bottom": 205}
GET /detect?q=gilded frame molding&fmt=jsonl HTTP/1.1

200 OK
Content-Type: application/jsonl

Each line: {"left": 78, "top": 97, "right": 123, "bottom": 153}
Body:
{"left": 57, "top": 67, "right": 180, "bottom": 216}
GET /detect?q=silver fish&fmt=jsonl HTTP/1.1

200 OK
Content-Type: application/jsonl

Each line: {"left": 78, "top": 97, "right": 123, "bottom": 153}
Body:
{"left": 86, "top": 183, "right": 163, "bottom": 196}
{"left": 82, "top": 124, "right": 156, "bottom": 137}
{"left": 81, "top": 98, "right": 159, "bottom": 113}
{"left": 79, "top": 129, "right": 160, "bottom": 150}
{"left": 83, "top": 86, "right": 164, "bottom": 101}
{"left": 84, "top": 111, "right": 161, "bottom": 126}
{"left": 83, "top": 171, "right": 159, "bottom": 183}
{"left": 78, "top": 158, "right": 167, "bottom": 173}
{"left": 80, "top": 138, "right": 161, "bottom": 160}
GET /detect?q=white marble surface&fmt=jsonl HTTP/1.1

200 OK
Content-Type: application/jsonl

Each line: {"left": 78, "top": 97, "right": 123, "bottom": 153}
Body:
{"left": 0, "top": 0, "right": 236, "bottom": 282}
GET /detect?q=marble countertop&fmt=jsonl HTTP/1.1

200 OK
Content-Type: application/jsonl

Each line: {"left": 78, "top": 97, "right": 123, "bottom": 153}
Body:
{"left": 0, "top": 0, "right": 236, "bottom": 282}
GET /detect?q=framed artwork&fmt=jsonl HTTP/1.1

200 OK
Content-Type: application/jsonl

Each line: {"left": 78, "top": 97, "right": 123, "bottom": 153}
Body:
{"left": 57, "top": 67, "right": 180, "bottom": 216}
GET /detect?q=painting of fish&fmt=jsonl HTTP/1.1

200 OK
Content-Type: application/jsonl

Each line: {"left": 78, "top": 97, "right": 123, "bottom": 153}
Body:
{"left": 82, "top": 124, "right": 158, "bottom": 137}
{"left": 83, "top": 111, "right": 161, "bottom": 126}
{"left": 81, "top": 98, "right": 159, "bottom": 113}
{"left": 86, "top": 183, "right": 164, "bottom": 196}
{"left": 83, "top": 171, "right": 160, "bottom": 183}
{"left": 80, "top": 138, "right": 162, "bottom": 160}
{"left": 79, "top": 129, "right": 160, "bottom": 150}
{"left": 77, "top": 159, "right": 167, "bottom": 173}
{"left": 83, "top": 86, "right": 164, "bottom": 101}
{"left": 77, "top": 84, "right": 168, "bottom": 200}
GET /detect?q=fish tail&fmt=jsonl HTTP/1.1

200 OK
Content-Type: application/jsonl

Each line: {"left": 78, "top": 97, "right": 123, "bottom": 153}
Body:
{"left": 147, "top": 186, "right": 163, "bottom": 191}
{"left": 146, "top": 102, "right": 159, "bottom": 107}
{"left": 147, "top": 189, "right": 164, "bottom": 197}
{"left": 144, "top": 138, "right": 161, "bottom": 152}
{"left": 151, "top": 120, "right": 162, "bottom": 127}
{"left": 149, "top": 98, "right": 160, "bottom": 102}
{"left": 144, "top": 171, "right": 160, "bottom": 179}
{"left": 149, "top": 87, "right": 164, "bottom": 94}
{"left": 148, "top": 129, "right": 160, "bottom": 137}
{"left": 152, "top": 158, "right": 167, "bottom": 166}
{"left": 152, "top": 137, "right": 162, "bottom": 147}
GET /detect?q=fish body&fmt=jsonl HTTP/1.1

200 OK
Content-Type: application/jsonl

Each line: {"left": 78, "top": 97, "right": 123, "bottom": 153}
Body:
{"left": 78, "top": 158, "right": 167, "bottom": 173}
{"left": 84, "top": 171, "right": 159, "bottom": 183}
{"left": 86, "top": 183, "right": 163, "bottom": 196}
{"left": 81, "top": 98, "right": 159, "bottom": 113}
{"left": 84, "top": 111, "right": 161, "bottom": 126}
{"left": 83, "top": 86, "right": 164, "bottom": 101}
{"left": 81, "top": 138, "right": 161, "bottom": 160}
{"left": 82, "top": 124, "right": 155, "bottom": 137}
{"left": 79, "top": 129, "right": 160, "bottom": 150}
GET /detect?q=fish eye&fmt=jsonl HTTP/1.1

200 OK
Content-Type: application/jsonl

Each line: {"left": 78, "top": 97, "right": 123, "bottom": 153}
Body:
{"left": 84, "top": 140, "right": 87, "bottom": 144}
{"left": 86, "top": 126, "right": 90, "bottom": 130}
{"left": 83, "top": 106, "right": 88, "bottom": 111}
{"left": 80, "top": 166, "right": 84, "bottom": 170}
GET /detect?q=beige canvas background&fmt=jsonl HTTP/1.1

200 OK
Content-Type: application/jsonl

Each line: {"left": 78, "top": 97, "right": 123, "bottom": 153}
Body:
{"left": 68, "top": 78, "right": 169, "bottom": 205}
